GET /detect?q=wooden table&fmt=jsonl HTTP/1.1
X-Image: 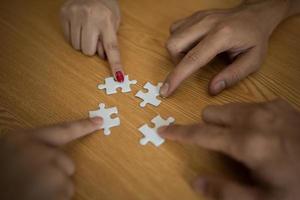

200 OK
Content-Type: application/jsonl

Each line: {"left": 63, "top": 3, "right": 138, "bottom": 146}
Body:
{"left": 1, "top": 0, "right": 300, "bottom": 199}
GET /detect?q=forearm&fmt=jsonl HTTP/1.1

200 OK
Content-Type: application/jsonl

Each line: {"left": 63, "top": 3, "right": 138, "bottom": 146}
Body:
{"left": 240, "top": 0, "right": 299, "bottom": 36}
{"left": 243, "top": 0, "right": 300, "bottom": 17}
{"left": 286, "top": 0, "right": 300, "bottom": 16}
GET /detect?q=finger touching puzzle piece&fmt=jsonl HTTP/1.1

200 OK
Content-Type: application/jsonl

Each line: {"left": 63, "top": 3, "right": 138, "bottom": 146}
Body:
{"left": 98, "top": 75, "right": 137, "bottom": 95}
{"left": 138, "top": 115, "right": 175, "bottom": 147}
{"left": 135, "top": 82, "right": 163, "bottom": 107}
{"left": 89, "top": 103, "right": 120, "bottom": 135}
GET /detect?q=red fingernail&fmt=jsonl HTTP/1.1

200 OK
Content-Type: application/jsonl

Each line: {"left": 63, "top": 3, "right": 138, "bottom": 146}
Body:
{"left": 115, "top": 71, "right": 124, "bottom": 82}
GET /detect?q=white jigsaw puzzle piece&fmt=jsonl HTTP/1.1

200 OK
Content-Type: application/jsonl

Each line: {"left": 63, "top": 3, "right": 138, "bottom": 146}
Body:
{"left": 89, "top": 103, "right": 120, "bottom": 135}
{"left": 135, "top": 82, "right": 162, "bottom": 107}
{"left": 139, "top": 115, "right": 175, "bottom": 147}
{"left": 98, "top": 75, "right": 137, "bottom": 95}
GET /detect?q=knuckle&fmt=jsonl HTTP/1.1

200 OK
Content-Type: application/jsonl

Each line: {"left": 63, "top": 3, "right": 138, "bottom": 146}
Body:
{"left": 101, "top": 7, "right": 114, "bottom": 21}
{"left": 166, "top": 39, "right": 180, "bottom": 54}
{"left": 229, "top": 70, "right": 241, "bottom": 84}
{"left": 226, "top": 68, "right": 242, "bottom": 86}
{"left": 169, "top": 19, "right": 183, "bottom": 33}
{"left": 202, "top": 14, "right": 219, "bottom": 23}
{"left": 69, "top": 4, "right": 78, "bottom": 13}
{"left": 81, "top": 5, "right": 93, "bottom": 17}
{"left": 216, "top": 24, "right": 233, "bottom": 36}
{"left": 251, "top": 106, "right": 276, "bottom": 124}
{"left": 245, "top": 134, "right": 270, "bottom": 161}
{"left": 105, "top": 42, "right": 119, "bottom": 52}
{"left": 82, "top": 4, "right": 92, "bottom": 13}
{"left": 185, "top": 50, "right": 201, "bottom": 63}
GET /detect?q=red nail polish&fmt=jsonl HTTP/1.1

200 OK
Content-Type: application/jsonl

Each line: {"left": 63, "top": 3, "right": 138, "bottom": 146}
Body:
{"left": 115, "top": 71, "right": 124, "bottom": 82}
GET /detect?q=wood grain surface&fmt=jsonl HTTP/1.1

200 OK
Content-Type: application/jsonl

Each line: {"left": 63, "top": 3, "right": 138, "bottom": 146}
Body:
{"left": 0, "top": 0, "right": 300, "bottom": 199}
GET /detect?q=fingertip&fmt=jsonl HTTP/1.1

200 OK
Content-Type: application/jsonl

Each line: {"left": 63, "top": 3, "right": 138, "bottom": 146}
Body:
{"left": 115, "top": 70, "right": 125, "bottom": 83}
{"left": 89, "top": 117, "right": 103, "bottom": 129}
{"left": 160, "top": 82, "right": 170, "bottom": 98}
{"left": 209, "top": 80, "right": 226, "bottom": 96}
{"left": 157, "top": 126, "right": 168, "bottom": 137}
{"left": 201, "top": 106, "right": 210, "bottom": 121}
{"left": 161, "top": 67, "right": 186, "bottom": 98}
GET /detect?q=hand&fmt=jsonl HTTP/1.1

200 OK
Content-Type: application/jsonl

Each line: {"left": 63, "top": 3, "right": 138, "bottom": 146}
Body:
{"left": 0, "top": 117, "right": 103, "bottom": 200}
{"left": 160, "top": 0, "right": 289, "bottom": 96}
{"left": 159, "top": 99, "right": 300, "bottom": 200}
{"left": 60, "top": 0, "right": 125, "bottom": 82}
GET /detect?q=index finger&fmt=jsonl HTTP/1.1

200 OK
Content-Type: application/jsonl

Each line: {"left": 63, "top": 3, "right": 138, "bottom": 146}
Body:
{"left": 158, "top": 123, "right": 232, "bottom": 155}
{"left": 102, "top": 24, "right": 124, "bottom": 81}
{"left": 160, "top": 31, "right": 228, "bottom": 97}
{"left": 34, "top": 117, "right": 103, "bottom": 146}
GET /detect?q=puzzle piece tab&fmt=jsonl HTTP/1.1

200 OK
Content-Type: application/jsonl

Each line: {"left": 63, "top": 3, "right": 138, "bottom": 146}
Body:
{"left": 135, "top": 82, "right": 162, "bottom": 107}
{"left": 98, "top": 75, "right": 137, "bottom": 95}
{"left": 138, "top": 115, "right": 175, "bottom": 147}
{"left": 89, "top": 103, "right": 120, "bottom": 135}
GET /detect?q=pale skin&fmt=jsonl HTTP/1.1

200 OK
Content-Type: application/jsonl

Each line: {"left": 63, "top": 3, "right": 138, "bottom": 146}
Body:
{"left": 61, "top": 0, "right": 300, "bottom": 95}
{"left": 60, "top": 0, "right": 124, "bottom": 82}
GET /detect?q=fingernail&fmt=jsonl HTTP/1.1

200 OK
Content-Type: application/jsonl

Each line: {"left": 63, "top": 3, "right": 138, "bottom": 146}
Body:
{"left": 193, "top": 178, "right": 208, "bottom": 194}
{"left": 157, "top": 126, "right": 168, "bottom": 136}
{"left": 90, "top": 117, "right": 103, "bottom": 127}
{"left": 213, "top": 81, "right": 226, "bottom": 94}
{"left": 160, "top": 83, "right": 169, "bottom": 97}
{"left": 115, "top": 71, "right": 124, "bottom": 82}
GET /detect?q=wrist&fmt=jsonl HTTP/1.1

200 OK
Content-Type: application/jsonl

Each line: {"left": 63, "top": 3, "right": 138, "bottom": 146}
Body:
{"left": 243, "top": 0, "right": 290, "bottom": 36}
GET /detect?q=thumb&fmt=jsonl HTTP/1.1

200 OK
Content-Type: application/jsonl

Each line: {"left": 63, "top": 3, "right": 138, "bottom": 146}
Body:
{"left": 193, "top": 176, "right": 263, "bottom": 200}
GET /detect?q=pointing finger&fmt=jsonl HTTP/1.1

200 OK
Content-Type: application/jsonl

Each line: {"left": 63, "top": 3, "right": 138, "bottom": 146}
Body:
{"left": 160, "top": 31, "right": 229, "bottom": 97}
{"left": 34, "top": 117, "right": 103, "bottom": 146}
{"left": 158, "top": 123, "right": 232, "bottom": 155}
{"left": 102, "top": 23, "right": 124, "bottom": 81}
{"left": 166, "top": 20, "right": 213, "bottom": 64}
